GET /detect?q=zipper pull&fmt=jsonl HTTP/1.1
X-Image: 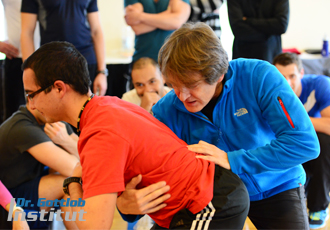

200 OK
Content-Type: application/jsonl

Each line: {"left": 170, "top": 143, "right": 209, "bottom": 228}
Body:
{"left": 277, "top": 97, "right": 295, "bottom": 128}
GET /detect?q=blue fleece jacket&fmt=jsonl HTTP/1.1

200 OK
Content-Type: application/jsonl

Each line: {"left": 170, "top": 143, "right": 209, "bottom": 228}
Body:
{"left": 153, "top": 58, "right": 320, "bottom": 201}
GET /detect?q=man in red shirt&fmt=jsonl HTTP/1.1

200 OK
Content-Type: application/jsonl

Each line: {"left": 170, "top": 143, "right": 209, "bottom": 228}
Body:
{"left": 22, "top": 41, "right": 249, "bottom": 229}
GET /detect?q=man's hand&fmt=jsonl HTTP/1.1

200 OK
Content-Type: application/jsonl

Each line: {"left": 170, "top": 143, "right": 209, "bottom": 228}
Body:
{"left": 125, "top": 3, "right": 143, "bottom": 26}
{"left": 140, "top": 92, "right": 161, "bottom": 113}
{"left": 44, "top": 122, "right": 79, "bottom": 159}
{"left": 117, "top": 174, "right": 171, "bottom": 215}
{"left": 12, "top": 211, "right": 29, "bottom": 230}
{"left": 188, "top": 140, "right": 231, "bottom": 170}
{"left": 44, "top": 122, "right": 70, "bottom": 145}
{"left": 93, "top": 73, "right": 107, "bottom": 96}
{"left": 0, "top": 41, "right": 19, "bottom": 59}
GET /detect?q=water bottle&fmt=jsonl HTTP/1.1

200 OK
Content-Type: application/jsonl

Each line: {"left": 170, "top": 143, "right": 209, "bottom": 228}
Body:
{"left": 322, "top": 35, "right": 329, "bottom": 57}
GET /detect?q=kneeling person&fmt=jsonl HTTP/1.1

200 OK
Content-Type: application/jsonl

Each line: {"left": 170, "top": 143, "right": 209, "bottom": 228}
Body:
{"left": 0, "top": 102, "right": 79, "bottom": 229}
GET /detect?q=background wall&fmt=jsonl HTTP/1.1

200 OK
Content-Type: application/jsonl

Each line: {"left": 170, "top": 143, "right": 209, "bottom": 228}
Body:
{"left": 282, "top": 0, "right": 330, "bottom": 51}
{"left": 98, "top": 0, "right": 134, "bottom": 58}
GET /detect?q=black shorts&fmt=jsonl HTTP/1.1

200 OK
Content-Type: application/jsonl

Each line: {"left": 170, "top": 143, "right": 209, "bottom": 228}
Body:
{"left": 1, "top": 167, "right": 53, "bottom": 229}
{"left": 152, "top": 166, "right": 250, "bottom": 229}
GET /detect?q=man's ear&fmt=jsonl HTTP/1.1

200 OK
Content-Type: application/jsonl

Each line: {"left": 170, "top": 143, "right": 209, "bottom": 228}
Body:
{"left": 53, "top": 80, "right": 67, "bottom": 97}
{"left": 161, "top": 74, "right": 166, "bottom": 84}
{"left": 300, "top": 68, "right": 305, "bottom": 79}
{"left": 217, "top": 74, "right": 225, "bottom": 83}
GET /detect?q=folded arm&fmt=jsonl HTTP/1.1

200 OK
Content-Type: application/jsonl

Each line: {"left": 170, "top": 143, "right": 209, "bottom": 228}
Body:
{"left": 125, "top": 3, "right": 157, "bottom": 35}
{"left": 310, "top": 106, "right": 330, "bottom": 136}
{"left": 227, "top": 0, "right": 267, "bottom": 42}
{"left": 139, "top": 0, "right": 190, "bottom": 30}
{"left": 125, "top": 0, "right": 190, "bottom": 35}
{"left": 244, "top": 0, "right": 289, "bottom": 35}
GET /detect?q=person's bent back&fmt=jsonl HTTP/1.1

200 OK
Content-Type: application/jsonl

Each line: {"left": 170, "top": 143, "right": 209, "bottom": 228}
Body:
{"left": 20, "top": 41, "right": 249, "bottom": 229}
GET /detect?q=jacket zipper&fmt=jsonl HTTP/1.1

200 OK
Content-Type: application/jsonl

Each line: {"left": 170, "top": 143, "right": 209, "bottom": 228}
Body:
{"left": 277, "top": 96, "right": 295, "bottom": 128}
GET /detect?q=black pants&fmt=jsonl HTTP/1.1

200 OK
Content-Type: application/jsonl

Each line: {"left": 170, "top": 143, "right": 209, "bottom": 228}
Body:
{"left": 248, "top": 185, "right": 309, "bottom": 229}
{"left": 152, "top": 166, "right": 250, "bottom": 229}
{"left": 303, "top": 132, "right": 330, "bottom": 212}
{"left": 1, "top": 58, "right": 25, "bottom": 122}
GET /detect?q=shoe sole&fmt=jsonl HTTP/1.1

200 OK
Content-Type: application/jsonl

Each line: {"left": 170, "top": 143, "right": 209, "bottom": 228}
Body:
{"left": 309, "top": 214, "right": 329, "bottom": 229}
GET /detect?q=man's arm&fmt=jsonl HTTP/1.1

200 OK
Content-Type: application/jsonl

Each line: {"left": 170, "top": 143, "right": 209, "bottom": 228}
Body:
{"left": 126, "top": 0, "right": 190, "bottom": 31}
{"left": 129, "top": 23, "right": 156, "bottom": 36}
{"left": 0, "top": 41, "right": 19, "bottom": 59}
{"left": 27, "top": 142, "right": 79, "bottom": 177}
{"left": 227, "top": 64, "right": 319, "bottom": 175}
{"left": 117, "top": 174, "right": 171, "bottom": 215}
{"left": 20, "top": 13, "right": 37, "bottom": 61}
{"left": 87, "top": 12, "right": 107, "bottom": 96}
{"left": 68, "top": 163, "right": 117, "bottom": 229}
{"left": 125, "top": 3, "right": 157, "bottom": 35}
{"left": 0, "top": 181, "right": 29, "bottom": 230}
{"left": 244, "top": 0, "right": 289, "bottom": 35}
{"left": 310, "top": 106, "right": 330, "bottom": 136}
{"left": 44, "top": 122, "right": 79, "bottom": 159}
{"left": 227, "top": 0, "right": 267, "bottom": 42}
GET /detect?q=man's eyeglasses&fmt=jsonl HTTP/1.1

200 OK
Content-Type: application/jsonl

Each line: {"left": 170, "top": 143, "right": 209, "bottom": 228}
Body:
{"left": 26, "top": 83, "right": 54, "bottom": 101}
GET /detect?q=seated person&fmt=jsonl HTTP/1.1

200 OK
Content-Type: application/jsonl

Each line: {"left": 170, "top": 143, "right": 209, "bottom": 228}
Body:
{"left": 0, "top": 181, "right": 29, "bottom": 230}
{"left": 274, "top": 52, "right": 330, "bottom": 229}
{"left": 21, "top": 41, "right": 250, "bottom": 229}
{"left": 0, "top": 101, "right": 79, "bottom": 229}
{"left": 122, "top": 57, "right": 171, "bottom": 113}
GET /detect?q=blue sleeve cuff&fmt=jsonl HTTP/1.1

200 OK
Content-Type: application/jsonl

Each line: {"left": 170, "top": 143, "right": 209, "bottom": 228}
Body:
{"left": 117, "top": 209, "right": 143, "bottom": 223}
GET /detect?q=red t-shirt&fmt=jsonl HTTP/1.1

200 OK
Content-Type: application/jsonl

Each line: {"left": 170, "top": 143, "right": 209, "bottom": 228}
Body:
{"left": 78, "top": 96, "right": 215, "bottom": 228}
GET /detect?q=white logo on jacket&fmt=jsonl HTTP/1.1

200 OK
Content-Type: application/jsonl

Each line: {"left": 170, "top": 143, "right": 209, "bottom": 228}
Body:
{"left": 234, "top": 108, "right": 248, "bottom": 117}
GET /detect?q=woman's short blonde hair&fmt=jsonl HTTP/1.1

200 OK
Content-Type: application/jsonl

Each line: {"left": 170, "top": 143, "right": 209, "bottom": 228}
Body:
{"left": 158, "top": 22, "right": 229, "bottom": 86}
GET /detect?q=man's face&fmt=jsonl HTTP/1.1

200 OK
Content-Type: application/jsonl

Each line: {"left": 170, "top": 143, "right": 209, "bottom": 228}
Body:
{"left": 32, "top": 107, "right": 48, "bottom": 124}
{"left": 275, "top": 63, "right": 303, "bottom": 96}
{"left": 23, "top": 68, "right": 60, "bottom": 123}
{"left": 166, "top": 73, "right": 223, "bottom": 113}
{"left": 132, "top": 64, "right": 165, "bottom": 97}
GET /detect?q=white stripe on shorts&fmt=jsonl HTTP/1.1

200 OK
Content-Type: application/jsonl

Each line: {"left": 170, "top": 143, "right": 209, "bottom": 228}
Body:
{"left": 190, "top": 202, "right": 216, "bottom": 230}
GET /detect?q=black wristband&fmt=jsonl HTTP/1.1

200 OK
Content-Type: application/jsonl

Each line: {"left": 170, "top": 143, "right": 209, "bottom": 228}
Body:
{"left": 63, "top": 177, "right": 82, "bottom": 195}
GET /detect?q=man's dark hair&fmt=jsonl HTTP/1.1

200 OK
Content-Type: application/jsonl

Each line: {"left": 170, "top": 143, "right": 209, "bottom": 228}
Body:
{"left": 22, "top": 41, "right": 91, "bottom": 94}
{"left": 273, "top": 52, "right": 303, "bottom": 72}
